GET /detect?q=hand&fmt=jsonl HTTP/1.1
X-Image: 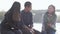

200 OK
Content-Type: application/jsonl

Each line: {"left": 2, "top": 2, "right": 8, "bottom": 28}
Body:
{"left": 25, "top": 26, "right": 34, "bottom": 32}
{"left": 24, "top": 25, "right": 34, "bottom": 32}
{"left": 24, "top": 26, "right": 30, "bottom": 31}
{"left": 47, "top": 23, "right": 51, "bottom": 27}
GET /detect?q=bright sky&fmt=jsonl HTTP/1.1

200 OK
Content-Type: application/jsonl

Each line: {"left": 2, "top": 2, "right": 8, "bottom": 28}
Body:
{"left": 0, "top": 0, "right": 60, "bottom": 11}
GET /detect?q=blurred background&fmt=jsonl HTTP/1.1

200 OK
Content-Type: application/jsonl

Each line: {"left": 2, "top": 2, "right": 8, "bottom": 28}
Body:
{"left": 0, "top": 0, "right": 60, "bottom": 34}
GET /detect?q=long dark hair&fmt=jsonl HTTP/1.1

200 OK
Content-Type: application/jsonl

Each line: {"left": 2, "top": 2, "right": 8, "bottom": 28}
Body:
{"left": 8, "top": 1, "right": 20, "bottom": 13}
{"left": 1, "top": 1, "right": 21, "bottom": 30}
{"left": 4, "top": 1, "right": 21, "bottom": 23}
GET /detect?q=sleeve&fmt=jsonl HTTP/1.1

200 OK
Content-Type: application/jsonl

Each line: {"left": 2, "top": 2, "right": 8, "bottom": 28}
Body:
{"left": 52, "top": 15, "right": 57, "bottom": 23}
{"left": 20, "top": 12, "right": 26, "bottom": 28}
{"left": 42, "top": 14, "right": 47, "bottom": 31}
{"left": 5, "top": 12, "right": 12, "bottom": 22}
{"left": 51, "top": 14, "right": 57, "bottom": 27}
{"left": 30, "top": 13, "right": 33, "bottom": 28}
{"left": 21, "top": 17, "right": 26, "bottom": 26}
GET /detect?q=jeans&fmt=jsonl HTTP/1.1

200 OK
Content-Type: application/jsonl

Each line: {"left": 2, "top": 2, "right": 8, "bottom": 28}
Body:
{"left": 46, "top": 29, "right": 55, "bottom": 34}
{"left": 41, "top": 31, "right": 46, "bottom": 34}
{"left": 14, "top": 30, "right": 22, "bottom": 34}
{"left": 1, "top": 30, "right": 22, "bottom": 34}
{"left": 1, "top": 30, "right": 15, "bottom": 34}
{"left": 21, "top": 29, "right": 32, "bottom": 34}
{"left": 41, "top": 29, "right": 55, "bottom": 34}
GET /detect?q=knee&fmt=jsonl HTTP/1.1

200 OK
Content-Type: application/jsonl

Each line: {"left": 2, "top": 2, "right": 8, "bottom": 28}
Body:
{"left": 15, "top": 30, "right": 22, "bottom": 34}
{"left": 7, "top": 31, "right": 15, "bottom": 34}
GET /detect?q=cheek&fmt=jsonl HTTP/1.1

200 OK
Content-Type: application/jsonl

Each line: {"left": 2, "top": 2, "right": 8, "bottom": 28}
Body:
{"left": 28, "top": 8, "right": 31, "bottom": 11}
{"left": 26, "top": 8, "right": 29, "bottom": 11}
{"left": 48, "top": 9, "right": 51, "bottom": 12}
{"left": 50, "top": 9, "right": 55, "bottom": 13}
{"left": 29, "top": 7, "right": 32, "bottom": 10}
{"left": 52, "top": 8, "right": 55, "bottom": 11}
{"left": 48, "top": 8, "right": 54, "bottom": 12}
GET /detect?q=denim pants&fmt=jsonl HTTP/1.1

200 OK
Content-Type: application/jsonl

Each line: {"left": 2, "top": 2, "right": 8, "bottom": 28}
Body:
{"left": 41, "top": 31, "right": 46, "bottom": 34}
{"left": 46, "top": 29, "right": 55, "bottom": 34}
{"left": 1, "top": 30, "right": 22, "bottom": 34}
{"left": 21, "top": 29, "right": 32, "bottom": 34}
{"left": 41, "top": 29, "right": 55, "bottom": 34}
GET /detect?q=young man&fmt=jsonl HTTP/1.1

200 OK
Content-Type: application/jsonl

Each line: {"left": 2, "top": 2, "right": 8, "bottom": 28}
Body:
{"left": 20, "top": 1, "right": 33, "bottom": 34}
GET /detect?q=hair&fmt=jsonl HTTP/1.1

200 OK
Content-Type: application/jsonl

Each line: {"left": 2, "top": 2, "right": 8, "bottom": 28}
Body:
{"left": 24, "top": 1, "right": 32, "bottom": 7}
{"left": 48, "top": 5, "right": 55, "bottom": 10}
{"left": 9, "top": 1, "right": 20, "bottom": 13}
{"left": 4, "top": 1, "right": 21, "bottom": 23}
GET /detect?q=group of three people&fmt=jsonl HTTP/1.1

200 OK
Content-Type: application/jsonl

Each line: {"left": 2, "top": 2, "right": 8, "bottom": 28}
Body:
{"left": 1, "top": 1, "right": 57, "bottom": 34}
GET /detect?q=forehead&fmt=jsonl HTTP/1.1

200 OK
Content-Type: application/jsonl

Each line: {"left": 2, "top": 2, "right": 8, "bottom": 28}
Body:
{"left": 26, "top": 6, "right": 31, "bottom": 8}
{"left": 48, "top": 6, "right": 54, "bottom": 9}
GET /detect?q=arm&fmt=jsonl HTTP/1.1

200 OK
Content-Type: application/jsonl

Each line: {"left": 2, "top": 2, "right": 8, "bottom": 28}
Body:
{"left": 29, "top": 13, "right": 33, "bottom": 28}
{"left": 20, "top": 13, "right": 29, "bottom": 29}
{"left": 48, "top": 15, "right": 57, "bottom": 28}
{"left": 51, "top": 15, "right": 57, "bottom": 25}
{"left": 42, "top": 14, "right": 47, "bottom": 31}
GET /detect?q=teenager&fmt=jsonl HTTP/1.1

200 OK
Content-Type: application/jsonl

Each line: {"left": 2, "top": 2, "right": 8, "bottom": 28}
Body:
{"left": 1, "top": 1, "right": 22, "bottom": 34}
{"left": 42, "top": 5, "right": 57, "bottom": 34}
{"left": 20, "top": 1, "right": 33, "bottom": 34}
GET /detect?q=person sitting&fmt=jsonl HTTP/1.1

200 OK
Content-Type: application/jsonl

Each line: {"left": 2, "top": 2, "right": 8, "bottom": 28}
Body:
{"left": 20, "top": 1, "right": 41, "bottom": 34}
{"left": 1, "top": 1, "right": 22, "bottom": 34}
{"left": 42, "top": 5, "right": 57, "bottom": 34}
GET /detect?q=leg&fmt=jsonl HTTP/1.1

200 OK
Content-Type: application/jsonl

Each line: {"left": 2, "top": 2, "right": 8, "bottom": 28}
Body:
{"left": 14, "top": 30, "right": 22, "bottom": 34}
{"left": 1, "top": 31, "right": 15, "bottom": 34}
{"left": 46, "top": 29, "right": 55, "bottom": 34}
{"left": 49, "top": 29, "right": 55, "bottom": 34}
{"left": 34, "top": 29, "right": 41, "bottom": 34}
{"left": 7, "top": 31, "right": 15, "bottom": 34}
{"left": 41, "top": 31, "right": 47, "bottom": 34}
{"left": 21, "top": 29, "right": 32, "bottom": 34}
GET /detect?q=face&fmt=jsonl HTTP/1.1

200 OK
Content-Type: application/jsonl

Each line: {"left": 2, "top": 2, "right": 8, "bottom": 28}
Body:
{"left": 25, "top": 5, "right": 32, "bottom": 12}
{"left": 48, "top": 6, "right": 55, "bottom": 14}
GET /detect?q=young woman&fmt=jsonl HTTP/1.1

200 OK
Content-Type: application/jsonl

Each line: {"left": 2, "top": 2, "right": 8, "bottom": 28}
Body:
{"left": 42, "top": 5, "right": 57, "bottom": 34}
{"left": 1, "top": 1, "right": 22, "bottom": 34}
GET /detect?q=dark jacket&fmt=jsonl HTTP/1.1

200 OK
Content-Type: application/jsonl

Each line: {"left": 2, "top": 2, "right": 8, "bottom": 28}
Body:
{"left": 42, "top": 12, "right": 57, "bottom": 31}
{"left": 1, "top": 11, "right": 22, "bottom": 31}
{"left": 21, "top": 10, "right": 33, "bottom": 28}
{"left": 1, "top": 20, "right": 22, "bottom": 34}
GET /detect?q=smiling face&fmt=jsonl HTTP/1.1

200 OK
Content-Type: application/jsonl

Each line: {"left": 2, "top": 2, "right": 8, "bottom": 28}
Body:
{"left": 25, "top": 5, "right": 32, "bottom": 12}
{"left": 24, "top": 1, "right": 32, "bottom": 12}
{"left": 48, "top": 5, "right": 55, "bottom": 14}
